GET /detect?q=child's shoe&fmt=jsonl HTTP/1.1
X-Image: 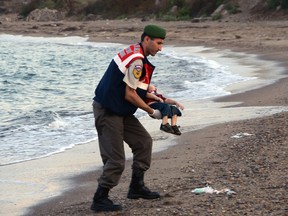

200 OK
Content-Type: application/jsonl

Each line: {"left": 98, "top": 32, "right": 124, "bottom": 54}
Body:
{"left": 171, "top": 125, "right": 181, "bottom": 135}
{"left": 160, "top": 123, "right": 174, "bottom": 134}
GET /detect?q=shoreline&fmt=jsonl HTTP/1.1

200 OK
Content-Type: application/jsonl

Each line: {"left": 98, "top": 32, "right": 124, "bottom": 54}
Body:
{"left": 1, "top": 19, "right": 288, "bottom": 215}
{"left": 0, "top": 37, "right": 286, "bottom": 167}
{"left": 5, "top": 87, "right": 287, "bottom": 215}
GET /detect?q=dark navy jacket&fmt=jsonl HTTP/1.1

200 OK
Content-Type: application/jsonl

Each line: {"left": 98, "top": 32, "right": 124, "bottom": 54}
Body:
{"left": 93, "top": 43, "right": 155, "bottom": 116}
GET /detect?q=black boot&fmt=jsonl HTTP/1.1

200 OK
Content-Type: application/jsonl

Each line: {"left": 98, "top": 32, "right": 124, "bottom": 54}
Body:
{"left": 90, "top": 186, "right": 122, "bottom": 212}
{"left": 127, "top": 169, "right": 160, "bottom": 199}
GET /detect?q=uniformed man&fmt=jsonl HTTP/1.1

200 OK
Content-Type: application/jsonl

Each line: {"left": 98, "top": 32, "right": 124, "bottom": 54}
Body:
{"left": 91, "top": 24, "right": 166, "bottom": 212}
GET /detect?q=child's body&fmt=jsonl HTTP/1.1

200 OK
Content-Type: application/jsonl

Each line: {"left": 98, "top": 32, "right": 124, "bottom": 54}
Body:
{"left": 146, "top": 84, "right": 184, "bottom": 135}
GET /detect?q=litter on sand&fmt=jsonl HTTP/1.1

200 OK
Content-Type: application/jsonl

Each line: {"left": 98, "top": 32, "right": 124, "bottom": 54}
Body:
{"left": 191, "top": 186, "right": 236, "bottom": 195}
{"left": 230, "top": 132, "right": 253, "bottom": 139}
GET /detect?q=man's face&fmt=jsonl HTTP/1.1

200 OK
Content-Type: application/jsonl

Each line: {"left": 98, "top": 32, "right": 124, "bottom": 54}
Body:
{"left": 145, "top": 37, "right": 164, "bottom": 56}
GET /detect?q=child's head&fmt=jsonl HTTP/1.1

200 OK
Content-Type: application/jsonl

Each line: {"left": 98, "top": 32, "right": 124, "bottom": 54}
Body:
{"left": 148, "top": 84, "right": 156, "bottom": 92}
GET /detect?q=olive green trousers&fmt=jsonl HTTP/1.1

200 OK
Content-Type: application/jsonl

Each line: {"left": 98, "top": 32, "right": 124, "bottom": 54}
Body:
{"left": 93, "top": 101, "right": 153, "bottom": 189}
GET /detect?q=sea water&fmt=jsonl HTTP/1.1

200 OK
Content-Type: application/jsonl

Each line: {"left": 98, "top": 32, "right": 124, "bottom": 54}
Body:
{"left": 0, "top": 34, "right": 253, "bottom": 166}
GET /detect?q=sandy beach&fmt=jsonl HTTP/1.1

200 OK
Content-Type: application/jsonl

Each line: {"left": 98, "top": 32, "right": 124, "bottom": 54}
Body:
{"left": 0, "top": 17, "right": 288, "bottom": 216}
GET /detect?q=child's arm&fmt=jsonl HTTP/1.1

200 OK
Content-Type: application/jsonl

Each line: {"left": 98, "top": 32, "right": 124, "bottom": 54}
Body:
{"left": 146, "top": 92, "right": 164, "bottom": 102}
{"left": 164, "top": 98, "right": 184, "bottom": 110}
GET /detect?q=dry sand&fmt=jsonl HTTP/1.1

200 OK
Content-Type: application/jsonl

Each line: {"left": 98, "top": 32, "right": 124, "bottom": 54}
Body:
{"left": 0, "top": 17, "right": 288, "bottom": 216}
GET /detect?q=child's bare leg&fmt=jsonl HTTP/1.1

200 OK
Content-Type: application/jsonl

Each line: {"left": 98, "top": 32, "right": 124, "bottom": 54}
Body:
{"left": 162, "top": 116, "right": 169, "bottom": 125}
{"left": 171, "top": 115, "right": 177, "bottom": 126}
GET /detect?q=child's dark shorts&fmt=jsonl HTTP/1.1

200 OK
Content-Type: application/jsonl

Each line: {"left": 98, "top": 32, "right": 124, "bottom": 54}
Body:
{"left": 149, "top": 102, "right": 182, "bottom": 118}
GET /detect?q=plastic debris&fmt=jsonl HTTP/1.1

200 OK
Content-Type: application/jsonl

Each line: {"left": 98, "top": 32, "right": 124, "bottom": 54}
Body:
{"left": 191, "top": 186, "right": 214, "bottom": 194}
{"left": 191, "top": 186, "right": 236, "bottom": 195}
{"left": 224, "top": 189, "right": 236, "bottom": 195}
{"left": 231, "top": 132, "right": 253, "bottom": 139}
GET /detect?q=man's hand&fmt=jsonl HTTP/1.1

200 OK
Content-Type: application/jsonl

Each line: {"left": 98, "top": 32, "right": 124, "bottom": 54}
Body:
{"left": 149, "top": 109, "right": 162, "bottom": 119}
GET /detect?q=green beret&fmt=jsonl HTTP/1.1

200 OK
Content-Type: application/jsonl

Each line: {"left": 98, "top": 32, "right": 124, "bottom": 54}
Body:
{"left": 144, "top": 24, "right": 166, "bottom": 39}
